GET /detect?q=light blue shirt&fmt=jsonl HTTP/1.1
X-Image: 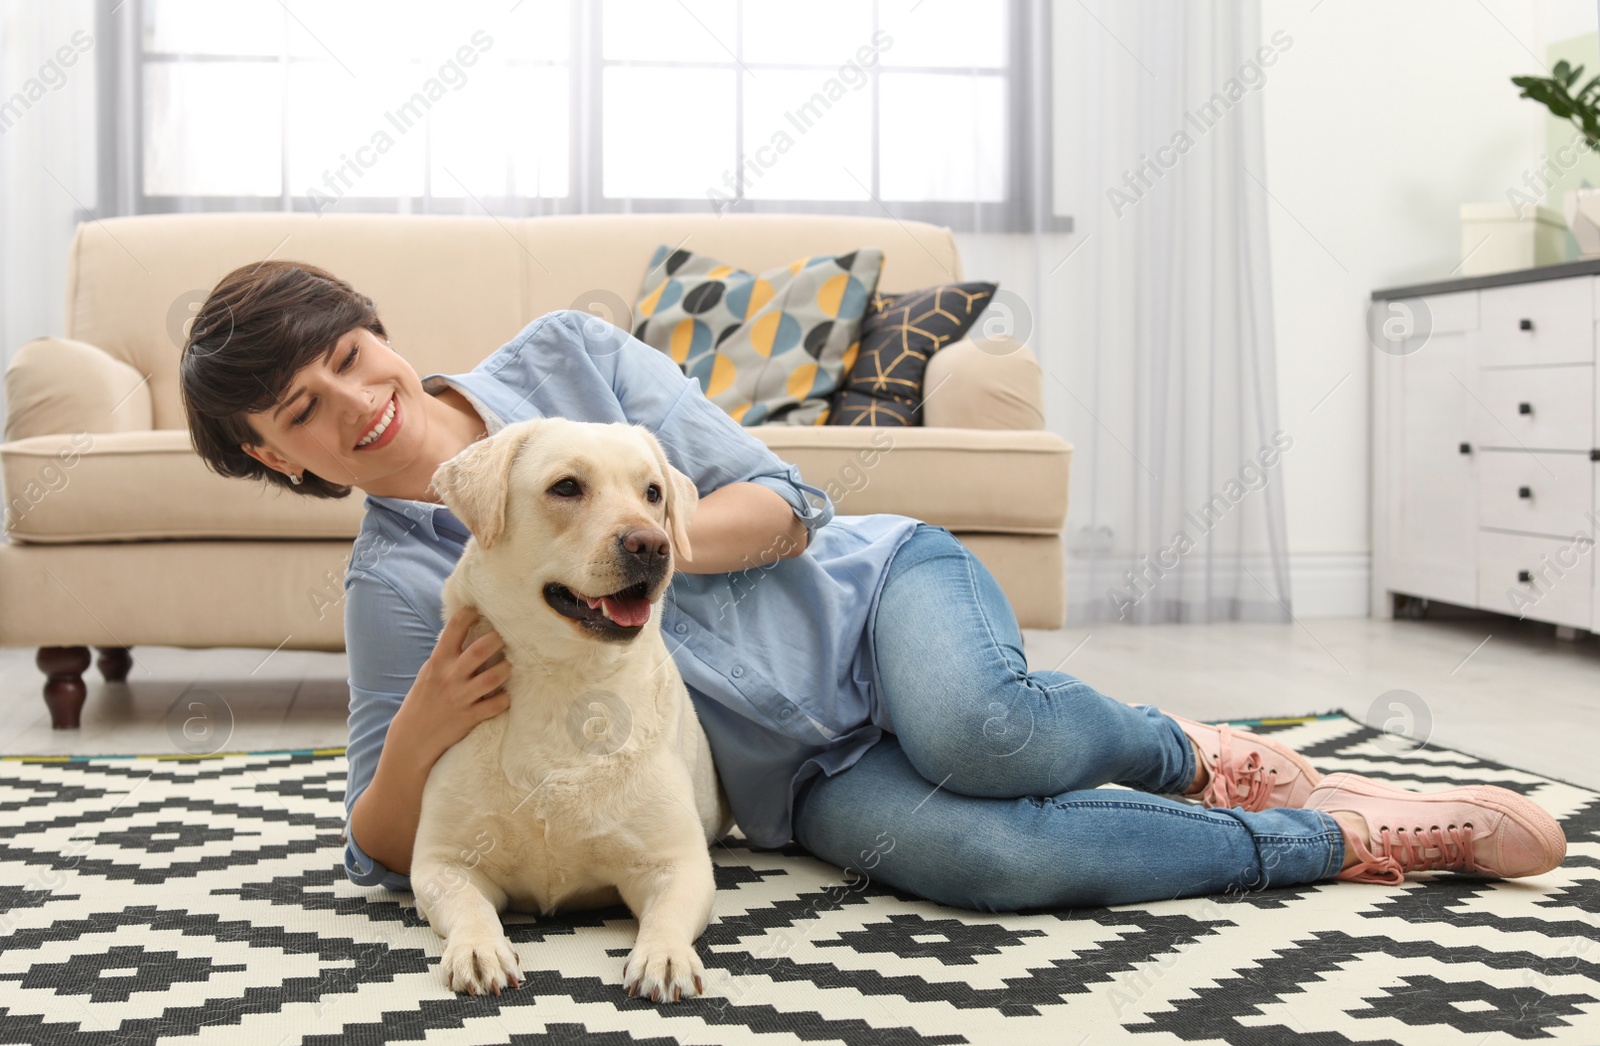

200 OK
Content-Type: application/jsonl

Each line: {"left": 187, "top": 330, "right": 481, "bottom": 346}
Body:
{"left": 341, "top": 310, "right": 920, "bottom": 891}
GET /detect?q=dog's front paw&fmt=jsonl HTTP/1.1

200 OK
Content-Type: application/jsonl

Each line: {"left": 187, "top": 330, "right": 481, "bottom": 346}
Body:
{"left": 441, "top": 933, "right": 523, "bottom": 996}
{"left": 623, "top": 939, "right": 705, "bottom": 1003}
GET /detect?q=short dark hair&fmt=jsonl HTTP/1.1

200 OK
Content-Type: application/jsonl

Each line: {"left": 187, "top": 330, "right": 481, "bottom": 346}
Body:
{"left": 180, "top": 260, "right": 387, "bottom": 500}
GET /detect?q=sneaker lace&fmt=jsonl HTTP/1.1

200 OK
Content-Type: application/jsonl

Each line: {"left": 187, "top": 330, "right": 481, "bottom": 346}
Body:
{"left": 1342, "top": 822, "right": 1480, "bottom": 884}
{"left": 1201, "top": 725, "right": 1272, "bottom": 811}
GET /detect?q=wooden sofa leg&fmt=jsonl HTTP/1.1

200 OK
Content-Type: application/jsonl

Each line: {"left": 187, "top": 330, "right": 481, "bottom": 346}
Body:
{"left": 96, "top": 646, "right": 133, "bottom": 683}
{"left": 38, "top": 646, "right": 91, "bottom": 729}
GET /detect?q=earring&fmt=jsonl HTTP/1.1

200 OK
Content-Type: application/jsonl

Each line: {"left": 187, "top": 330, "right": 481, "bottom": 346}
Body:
{"left": 289, "top": 472, "right": 304, "bottom": 486}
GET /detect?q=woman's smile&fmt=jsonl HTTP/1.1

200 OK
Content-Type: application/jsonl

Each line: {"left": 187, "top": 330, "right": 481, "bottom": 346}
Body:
{"left": 354, "top": 392, "right": 401, "bottom": 451}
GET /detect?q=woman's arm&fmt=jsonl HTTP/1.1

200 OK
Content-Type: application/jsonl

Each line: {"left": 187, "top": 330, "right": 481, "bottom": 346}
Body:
{"left": 343, "top": 578, "right": 510, "bottom": 888}
{"left": 674, "top": 481, "right": 809, "bottom": 575}
{"left": 347, "top": 707, "right": 443, "bottom": 875}
{"left": 507, "top": 311, "right": 837, "bottom": 558}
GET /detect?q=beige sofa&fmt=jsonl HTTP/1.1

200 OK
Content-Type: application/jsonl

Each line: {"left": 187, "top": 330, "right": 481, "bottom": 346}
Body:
{"left": 1, "top": 212, "right": 1073, "bottom": 728}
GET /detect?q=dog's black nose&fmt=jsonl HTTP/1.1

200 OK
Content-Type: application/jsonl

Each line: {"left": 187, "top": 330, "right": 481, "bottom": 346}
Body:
{"left": 619, "top": 527, "right": 670, "bottom": 565}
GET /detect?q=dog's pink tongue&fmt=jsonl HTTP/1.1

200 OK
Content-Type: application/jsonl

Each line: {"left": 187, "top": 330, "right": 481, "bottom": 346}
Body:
{"left": 600, "top": 594, "right": 652, "bottom": 627}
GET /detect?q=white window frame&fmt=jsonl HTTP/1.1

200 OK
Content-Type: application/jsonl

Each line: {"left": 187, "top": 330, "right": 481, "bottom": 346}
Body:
{"left": 96, "top": 0, "right": 1067, "bottom": 233}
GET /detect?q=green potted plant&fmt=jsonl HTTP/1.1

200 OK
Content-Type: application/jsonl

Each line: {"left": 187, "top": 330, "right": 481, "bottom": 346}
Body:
{"left": 1512, "top": 59, "right": 1600, "bottom": 257}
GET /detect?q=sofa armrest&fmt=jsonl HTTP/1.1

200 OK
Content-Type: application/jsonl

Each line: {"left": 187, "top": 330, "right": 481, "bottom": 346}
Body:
{"left": 921, "top": 333, "right": 1045, "bottom": 430}
{"left": 4, "top": 337, "right": 153, "bottom": 441}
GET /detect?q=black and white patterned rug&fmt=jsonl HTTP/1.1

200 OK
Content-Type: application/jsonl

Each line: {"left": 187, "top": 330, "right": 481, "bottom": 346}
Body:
{"left": 0, "top": 712, "right": 1596, "bottom": 1045}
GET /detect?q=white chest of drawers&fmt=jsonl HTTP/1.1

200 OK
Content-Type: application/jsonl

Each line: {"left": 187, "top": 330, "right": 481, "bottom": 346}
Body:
{"left": 1371, "top": 266, "right": 1600, "bottom": 634}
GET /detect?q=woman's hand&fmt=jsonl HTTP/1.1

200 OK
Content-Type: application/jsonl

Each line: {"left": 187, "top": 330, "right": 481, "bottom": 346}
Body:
{"left": 393, "top": 605, "right": 513, "bottom": 762}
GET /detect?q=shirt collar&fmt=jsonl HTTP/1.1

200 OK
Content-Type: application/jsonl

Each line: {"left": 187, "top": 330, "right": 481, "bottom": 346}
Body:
{"left": 362, "top": 493, "right": 462, "bottom": 544}
{"left": 422, "top": 371, "right": 508, "bottom": 435}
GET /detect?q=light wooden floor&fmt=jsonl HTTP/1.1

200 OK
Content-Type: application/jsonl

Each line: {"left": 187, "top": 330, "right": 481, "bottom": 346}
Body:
{"left": 3, "top": 610, "right": 1596, "bottom": 790}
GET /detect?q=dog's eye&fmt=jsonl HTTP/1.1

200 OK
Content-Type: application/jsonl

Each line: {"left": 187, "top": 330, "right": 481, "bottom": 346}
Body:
{"left": 549, "top": 478, "right": 581, "bottom": 497}
{"left": 645, "top": 483, "right": 662, "bottom": 504}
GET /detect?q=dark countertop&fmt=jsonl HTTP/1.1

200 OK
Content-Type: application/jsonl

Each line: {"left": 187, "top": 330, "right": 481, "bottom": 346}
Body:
{"left": 1372, "top": 258, "right": 1600, "bottom": 300}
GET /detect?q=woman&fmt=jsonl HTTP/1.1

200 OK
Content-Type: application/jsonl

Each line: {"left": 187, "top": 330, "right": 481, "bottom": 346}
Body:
{"left": 181, "top": 261, "right": 1564, "bottom": 913}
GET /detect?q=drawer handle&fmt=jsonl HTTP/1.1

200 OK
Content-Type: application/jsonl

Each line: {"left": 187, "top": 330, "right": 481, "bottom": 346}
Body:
{"left": 1518, "top": 402, "right": 1533, "bottom": 415}
{"left": 1518, "top": 486, "right": 1533, "bottom": 498}
{"left": 1519, "top": 318, "right": 1534, "bottom": 331}
{"left": 1518, "top": 569, "right": 1533, "bottom": 583}
{"left": 1459, "top": 442, "right": 1472, "bottom": 455}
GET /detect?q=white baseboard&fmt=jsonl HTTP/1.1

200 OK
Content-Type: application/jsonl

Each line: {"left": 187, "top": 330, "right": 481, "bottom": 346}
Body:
{"left": 1063, "top": 552, "right": 1371, "bottom": 621}
{"left": 1288, "top": 553, "right": 1371, "bottom": 618}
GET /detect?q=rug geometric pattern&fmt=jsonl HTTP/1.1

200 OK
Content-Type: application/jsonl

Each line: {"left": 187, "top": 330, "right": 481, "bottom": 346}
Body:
{"left": 0, "top": 712, "right": 1595, "bottom": 1044}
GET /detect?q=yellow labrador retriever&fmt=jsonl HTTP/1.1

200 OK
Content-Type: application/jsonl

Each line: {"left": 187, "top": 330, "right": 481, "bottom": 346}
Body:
{"left": 415, "top": 416, "right": 734, "bottom": 1002}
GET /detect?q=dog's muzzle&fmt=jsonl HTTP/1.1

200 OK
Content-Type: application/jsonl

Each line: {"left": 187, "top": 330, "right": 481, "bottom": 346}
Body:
{"left": 544, "top": 529, "right": 672, "bottom": 641}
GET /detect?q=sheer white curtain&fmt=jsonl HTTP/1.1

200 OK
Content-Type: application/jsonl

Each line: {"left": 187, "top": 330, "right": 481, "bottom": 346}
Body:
{"left": 0, "top": 0, "right": 1292, "bottom": 625}
{"left": 0, "top": 0, "right": 99, "bottom": 419}
{"left": 1048, "top": 0, "right": 1293, "bottom": 624}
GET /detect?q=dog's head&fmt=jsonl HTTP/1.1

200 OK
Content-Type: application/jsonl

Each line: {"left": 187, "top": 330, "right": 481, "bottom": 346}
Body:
{"left": 430, "top": 417, "right": 699, "bottom": 643}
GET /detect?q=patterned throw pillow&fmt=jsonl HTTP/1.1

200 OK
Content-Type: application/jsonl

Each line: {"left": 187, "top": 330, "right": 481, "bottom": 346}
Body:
{"left": 828, "top": 282, "right": 999, "bottom": 426}
{"left": 632, "top": 245, "right": 884, "bottom": 425}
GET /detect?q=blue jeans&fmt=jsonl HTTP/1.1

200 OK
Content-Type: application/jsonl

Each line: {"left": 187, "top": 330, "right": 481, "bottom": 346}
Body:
{"left": 791, "top": 524, "right": 1345, "bottom": 912}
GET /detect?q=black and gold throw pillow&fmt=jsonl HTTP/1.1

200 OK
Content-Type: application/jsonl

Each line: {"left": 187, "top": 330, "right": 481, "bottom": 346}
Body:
{"left": 829, "top": 282, "right": 998, "bottom": 426}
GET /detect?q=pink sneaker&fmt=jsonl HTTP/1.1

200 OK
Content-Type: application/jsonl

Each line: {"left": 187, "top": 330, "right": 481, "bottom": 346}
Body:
{"left": 1306, "top": 772, "right": 1567, "bottom": 884}
{"left": 1168, "top": 714, "right": 1322, "bottom": 812}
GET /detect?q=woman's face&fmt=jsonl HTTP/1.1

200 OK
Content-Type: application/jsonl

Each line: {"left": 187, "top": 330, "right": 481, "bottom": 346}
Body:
{"left": 241, "top": 326, "right": 431, "bottom": 488}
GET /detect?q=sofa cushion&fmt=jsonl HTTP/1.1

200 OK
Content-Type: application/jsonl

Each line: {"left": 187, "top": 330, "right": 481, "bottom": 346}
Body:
{"left": 631, "top": 244, "right": 883, "bottom": 426}
{"left": 1, "top": 427, "right": 1067, "bottom": 542}
{"left": 749, "top": 427, "right": 1069, "bottom": 533}
{"left": 830, "top": 282, "right": 997, "bottom": 427}
{"left": 1, "top": 430, "right": 364, "bottom": 543}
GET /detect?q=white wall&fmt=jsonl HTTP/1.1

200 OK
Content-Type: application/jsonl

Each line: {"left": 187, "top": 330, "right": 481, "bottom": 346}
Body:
{"left": 1259, "top": 0, "right": 1570, "bottom": 615}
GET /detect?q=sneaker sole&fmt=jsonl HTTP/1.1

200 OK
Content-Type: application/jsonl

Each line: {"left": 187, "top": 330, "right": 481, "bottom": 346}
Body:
{"left": 1309, "top": 772, "right": 1567, "bottom": 875}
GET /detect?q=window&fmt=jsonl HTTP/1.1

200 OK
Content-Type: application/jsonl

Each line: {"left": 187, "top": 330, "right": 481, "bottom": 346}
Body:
{"left": 104, "top": 0, "right": 1060, "bottom": 231}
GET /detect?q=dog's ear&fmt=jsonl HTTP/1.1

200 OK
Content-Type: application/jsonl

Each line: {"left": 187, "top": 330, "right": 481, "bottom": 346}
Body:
{"left": 664, "top": 461, "right": 699, "bottom": 565}
{"left": 430, "top": 421, "right": 537, "bottom": 550}
{"left": 638, "top": 427, "right": 699, "bottom": 564}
